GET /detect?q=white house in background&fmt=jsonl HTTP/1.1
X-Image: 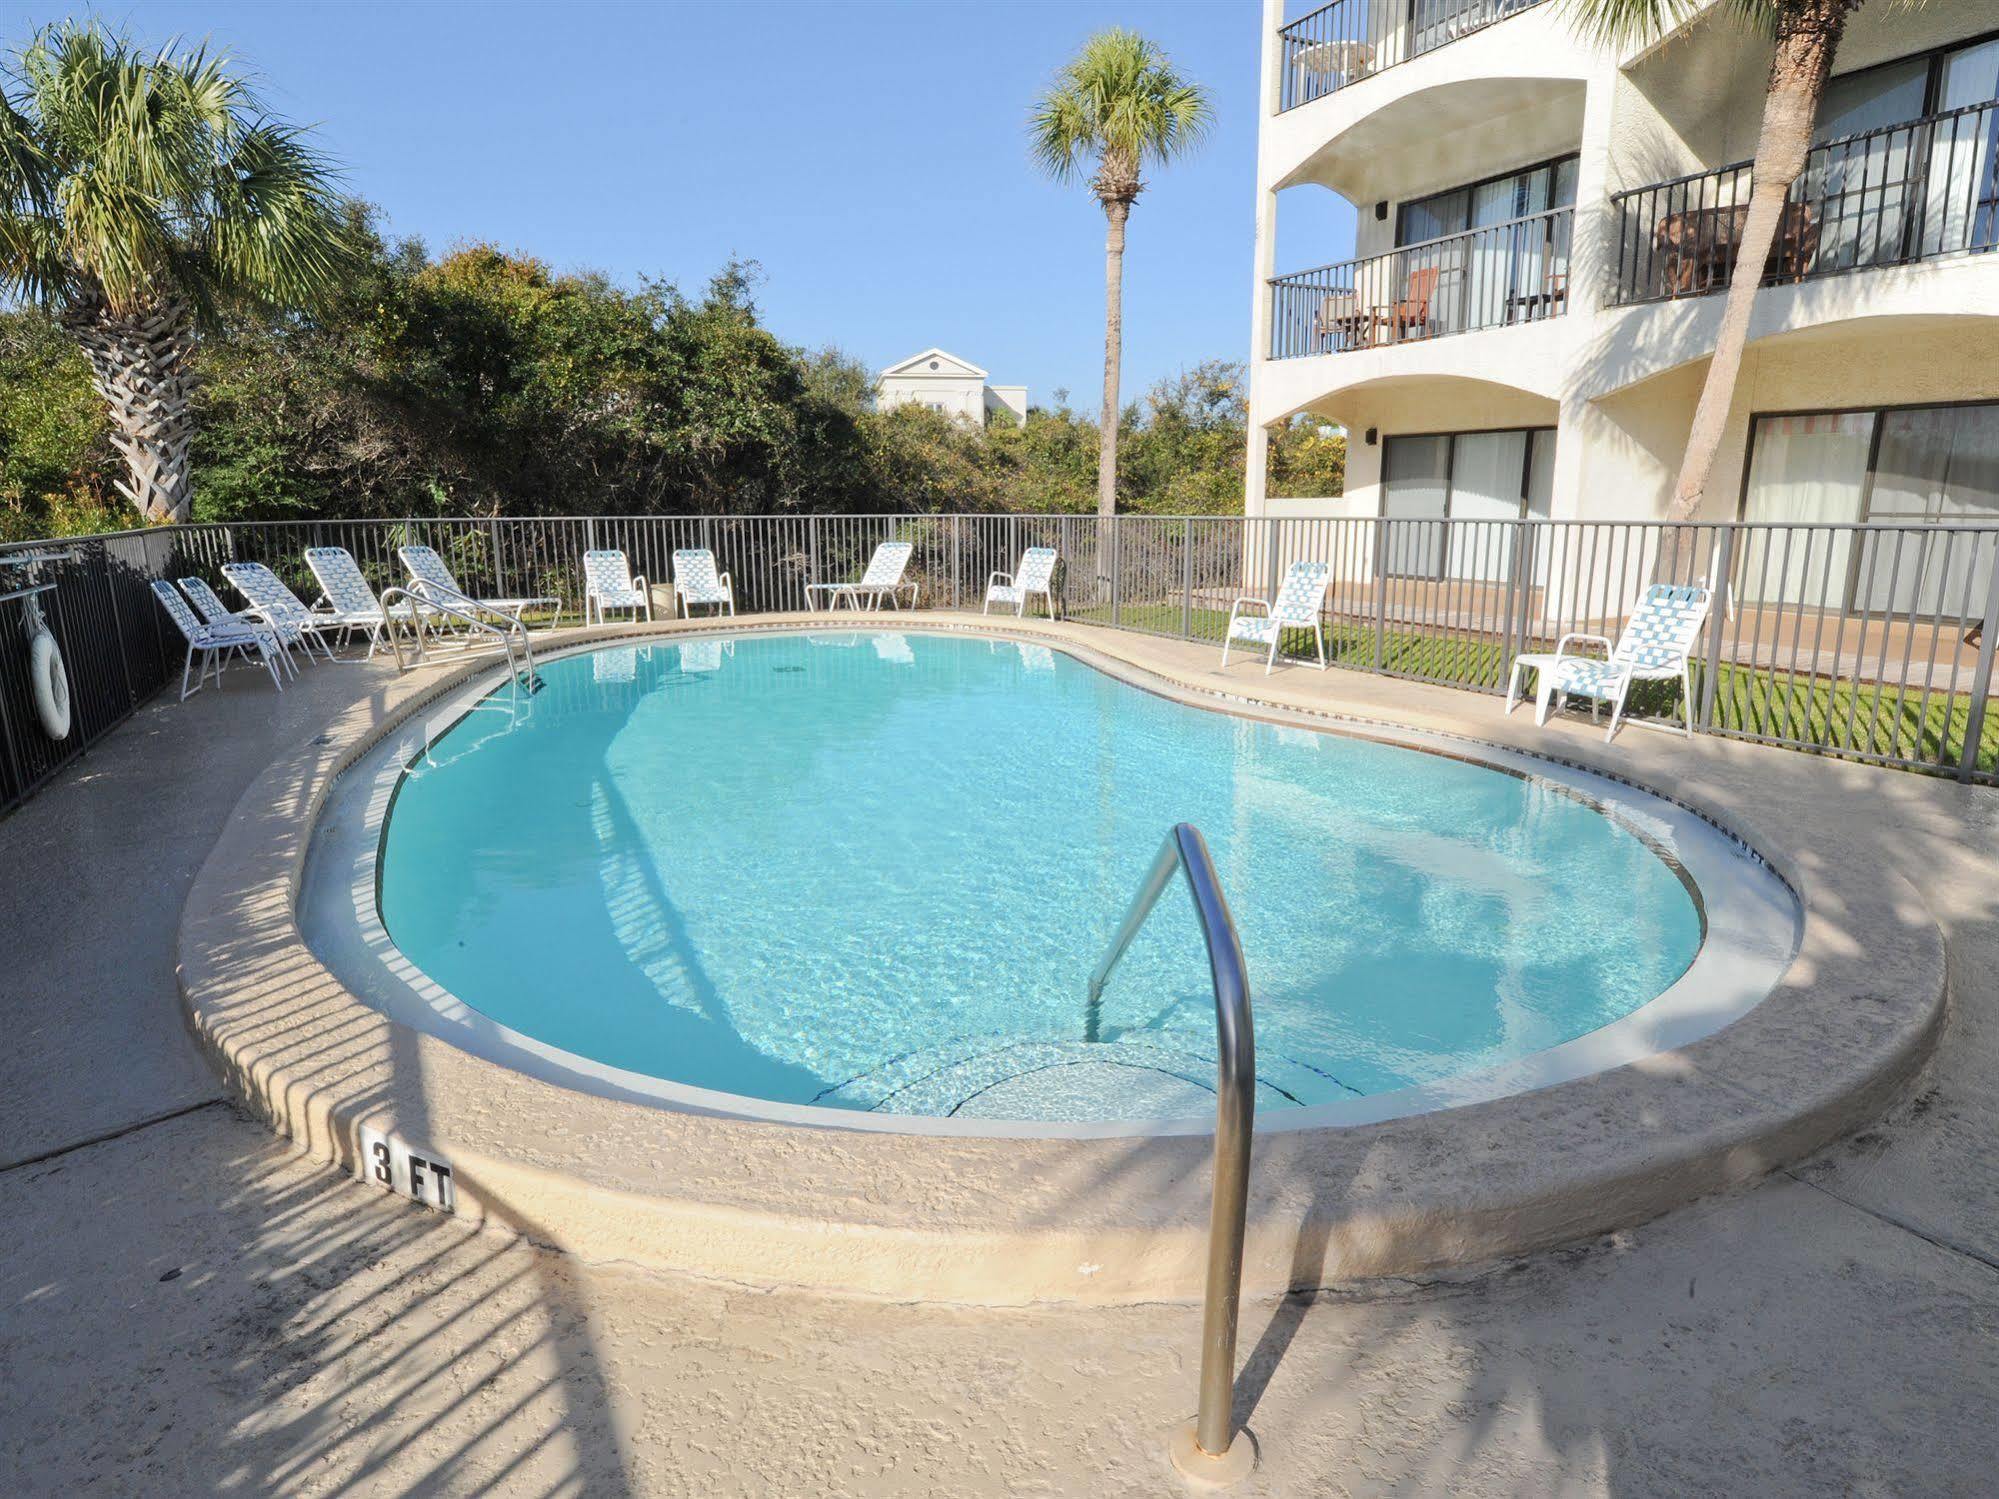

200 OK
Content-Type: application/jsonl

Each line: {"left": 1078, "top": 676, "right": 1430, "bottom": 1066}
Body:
{"left": 877, "top": 349, "right": 1028, "bottom": 428}
{"left": 1247, "top": 0, "right": 1999, "bottom": 548}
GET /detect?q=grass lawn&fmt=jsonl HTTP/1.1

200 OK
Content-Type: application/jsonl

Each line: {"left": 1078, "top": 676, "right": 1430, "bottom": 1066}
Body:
{"left": 1069, "top": 602, "right": 1999, "bottom": 777}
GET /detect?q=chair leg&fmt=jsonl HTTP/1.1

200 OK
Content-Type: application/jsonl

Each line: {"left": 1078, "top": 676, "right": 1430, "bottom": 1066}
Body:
{"left": 1606, "top": 686, "right": 1627, "bottom": 743}
{"left": 1681, "top": 665, "right": 1696, "bottom": 737}
{"left": 181, "top": 645, "right": 197, "bottom": 701}
{"left": 1220, "top": 636, "right": 1232, "bottom": 669}
{"left": 1314, "top": 624, "right": 1327, "bottom": 671}
{"left": 1265, "top": 636, "right": 1277, "bottom": 675}
{"left": 1534, "top": 677, "right": 1555, "bottom": 726}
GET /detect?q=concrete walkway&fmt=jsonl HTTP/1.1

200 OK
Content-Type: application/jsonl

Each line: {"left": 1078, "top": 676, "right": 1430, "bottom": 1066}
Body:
{"left": 2, "top": 632, "right": 1997, "bottom": 1495}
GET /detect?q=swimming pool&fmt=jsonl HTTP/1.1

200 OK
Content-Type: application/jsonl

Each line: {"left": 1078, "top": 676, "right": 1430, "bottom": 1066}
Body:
{"left": 305, "top": 630, "right": 1797, "bottom": 1130}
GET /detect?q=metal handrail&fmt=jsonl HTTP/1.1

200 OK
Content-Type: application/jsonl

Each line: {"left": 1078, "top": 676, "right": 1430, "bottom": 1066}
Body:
{"left": 378, "top": 585, "right": 540, "bottom": 693}
{"left": 1089, "top": 822, "right": 1255, "bottom": 1469}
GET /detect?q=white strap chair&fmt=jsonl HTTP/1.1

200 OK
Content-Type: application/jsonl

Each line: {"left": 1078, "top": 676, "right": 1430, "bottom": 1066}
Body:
{"left": 807, "top": 541, "right": 917, "bottom": 611}
{"left": 176, "top": 576, "right": 298, "bottom": 679}
{"left": 303, "top": 547, "right": 433, "bottom": 659}
{"left": 399, "top": 544, "right": 559, "bottom": 627}
{"left": 1506, "top": 583, "right": 1713, "bottom": 741}
{"left": 983, "top": 546, "right": 1058, "bottom": 618}
{"left": 582, "top": 550, "right": 653, "bottom": 624}
{"left": 220, "top": 561, "right": 338, "bottom": 662}
{"left": 153, "top": 580, "right": 286, "bottom": 698}
{"left": 672, "top": 548, "right": 735, "bottom": 617}
{"left": 1222, "top": 561, "right": 1332, "bottom": 674}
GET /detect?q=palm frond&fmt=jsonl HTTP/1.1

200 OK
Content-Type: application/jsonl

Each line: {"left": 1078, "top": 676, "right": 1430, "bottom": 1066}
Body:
{"left": 0, "top": 19, "right": 347, "bottom": 319}
{"left": 1028, "top": 28, "right": 1213, "bottom": 199}
{"left": 1559, "top": 0, "right": 1777, "bottom": 49}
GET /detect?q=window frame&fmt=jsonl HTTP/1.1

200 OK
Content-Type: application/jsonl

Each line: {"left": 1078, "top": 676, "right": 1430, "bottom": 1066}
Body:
{"left": 1393, "top": 154, "right": 1580, "bottom": 249}
{"left": 1379, "top": 425, "right": 1557, "bottom": 581}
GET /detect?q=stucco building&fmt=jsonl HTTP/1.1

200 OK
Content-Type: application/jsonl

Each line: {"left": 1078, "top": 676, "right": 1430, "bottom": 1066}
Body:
{"left": 877, "top": 349, "right": 1028, "bottom": 428}
{"left": 1245, "top": 0, "right": 1999, "bottom": 566}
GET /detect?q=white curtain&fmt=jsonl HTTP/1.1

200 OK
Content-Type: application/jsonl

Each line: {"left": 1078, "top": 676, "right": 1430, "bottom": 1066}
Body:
{"left": 1739, "top": 412, "right": 1871, "bottom": 606}
{"left": 1445, "top": 431, "right": 1530, "bottom": 582}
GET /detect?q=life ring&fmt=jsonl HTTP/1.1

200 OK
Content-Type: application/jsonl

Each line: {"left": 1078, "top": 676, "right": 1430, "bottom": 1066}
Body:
{"left": 30, "top": 626, "right": 71, "bottom": 740}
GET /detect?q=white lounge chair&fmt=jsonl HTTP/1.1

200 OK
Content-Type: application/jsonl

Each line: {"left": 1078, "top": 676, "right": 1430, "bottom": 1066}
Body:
{"left": 176, "top": 576, "right": 299, "bottom": 680}
{"left": 152, "top": 580, "right": 286, "bottom": 699}
{"left": 303, "top": 546, "right": 433, "bottom": 659}
{"left": 220, "top": 561, "right": 339, "bottom": 662}
{"left": 1222, "top": 561, "right": 1331, "bottom": 674}
{"left": 1506, "top": 582, "right": 1713, "bottom": 742}
{"left": 582, "top": 549, "right": 653, "bottom": 624}
{"left": 807, "top": 541, "right": 917, "bottom": 612}
{"left": 673, "top": 549, "right": 735, "bottom": 617}
{"left": 400, "top": 544, "right": 559, "bottom": 628}
{"left": 983, "top": 546, "right": 1058, "bottom": 618}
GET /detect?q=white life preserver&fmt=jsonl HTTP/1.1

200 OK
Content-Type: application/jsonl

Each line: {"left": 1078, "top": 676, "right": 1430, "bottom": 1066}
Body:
{"left": 30, "top": 626, "right": 71, "bottom": 740}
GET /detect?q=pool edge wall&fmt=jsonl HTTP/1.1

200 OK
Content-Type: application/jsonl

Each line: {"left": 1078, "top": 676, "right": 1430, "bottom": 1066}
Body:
{"left": 177, "top": 615, "right": 1949, "bottom": 1306}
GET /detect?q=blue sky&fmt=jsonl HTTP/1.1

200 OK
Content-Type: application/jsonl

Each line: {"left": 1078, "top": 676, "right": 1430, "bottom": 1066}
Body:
{"left": 88, "top": 0, "right": 1353, "bottom": 414}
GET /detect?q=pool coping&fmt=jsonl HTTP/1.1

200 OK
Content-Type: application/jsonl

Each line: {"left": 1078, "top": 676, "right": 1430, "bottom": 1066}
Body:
{"left": 177, "top": 612, "right": 1950, "bottom": 1305}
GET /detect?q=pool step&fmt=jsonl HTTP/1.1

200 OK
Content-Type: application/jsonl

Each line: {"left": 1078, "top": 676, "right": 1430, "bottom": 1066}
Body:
{"left": 817, "top": 1036, "right": 1356, "bottom": 1123}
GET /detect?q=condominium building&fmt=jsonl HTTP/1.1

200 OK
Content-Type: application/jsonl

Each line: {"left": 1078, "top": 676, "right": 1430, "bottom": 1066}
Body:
{"left": 1244, "top": 0, "right": 1999, "bottom": 598}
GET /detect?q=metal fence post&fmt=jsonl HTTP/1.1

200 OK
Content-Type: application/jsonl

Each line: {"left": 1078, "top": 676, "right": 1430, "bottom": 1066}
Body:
{"left": 1110, "top": 515, "right": 1122, "bottom": 628}
{"left": 1182, "top": 517, "right": 1195, "bottom": 640}
{"left": 1957, "top": 551, "right": 1999, "bottom": 782}
{"left": 1373, "top": 521, "right": 1389, "bottom": 673}
{"left": 1697, "top": 524, "right": 1736, "bottom": 732}
{"left": 952, "top": 514, "right": 963, "bottom": 609}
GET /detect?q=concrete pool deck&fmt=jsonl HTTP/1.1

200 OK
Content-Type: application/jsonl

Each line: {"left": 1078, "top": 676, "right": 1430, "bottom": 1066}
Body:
{"left": 3, "top": 616, "right": 1997, "bottom": 1493}
{"left": 182, "top": 614, "right": 1933, "bottom": 1302}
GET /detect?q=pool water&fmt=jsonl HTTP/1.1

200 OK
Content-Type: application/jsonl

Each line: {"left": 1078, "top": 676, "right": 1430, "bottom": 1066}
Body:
{"left": 377, "top": 633, "right": 1705, "bottom": 1123}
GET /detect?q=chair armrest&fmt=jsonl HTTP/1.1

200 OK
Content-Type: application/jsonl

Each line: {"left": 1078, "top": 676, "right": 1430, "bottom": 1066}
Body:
{"left": 1553, "top": 632, "right": 1614, "bottom": 659}
{"left": 987, "top": 570, "right": 1014, "bottom": 588}
{"left": 718, "top": 572, "right": 732, "bottom": 591}
{"left": 631, "top": 575, "right": 646, "bottom": 592}
{"left": 1228, "top": 595, "right": 1271, "bottom": 615}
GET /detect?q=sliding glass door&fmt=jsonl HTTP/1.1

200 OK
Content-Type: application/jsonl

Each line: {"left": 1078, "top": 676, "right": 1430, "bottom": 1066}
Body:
{"left": 1381, "top": 428, "right": 1555, "bottom": 582}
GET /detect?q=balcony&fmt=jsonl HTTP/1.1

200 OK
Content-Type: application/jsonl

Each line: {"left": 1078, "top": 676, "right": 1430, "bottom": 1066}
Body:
{"left": 1609, "top": 98, "right": 1999, "bottom": 305}
{"left": 1268, "top": 207, "right": 1573, "bottom": 360}
{"left": 1277, "top": 0, "right": 1550, "bottom": 112}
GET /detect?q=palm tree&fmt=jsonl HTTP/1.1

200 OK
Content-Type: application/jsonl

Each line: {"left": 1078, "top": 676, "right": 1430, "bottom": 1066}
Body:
{"left": 1565, "top": 0, "right": 1870, "bottom": 524}
{"left": 1031, "top": 29, "right": 1212, "bottom": 518}
{"left": 0, "top": 22, "right": 350, "bottom": 523}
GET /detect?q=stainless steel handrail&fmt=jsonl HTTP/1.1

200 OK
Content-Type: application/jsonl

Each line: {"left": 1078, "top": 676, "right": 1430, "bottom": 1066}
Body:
{"left": 379, "top": 585, "right": 540, "bottom": 693}
{"left": 1089, "top": 822, "right": 1255, "bottom": 1469}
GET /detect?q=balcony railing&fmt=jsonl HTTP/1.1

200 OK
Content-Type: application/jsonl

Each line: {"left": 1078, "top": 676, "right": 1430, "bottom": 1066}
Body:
{"left": 1610, "top": 98, "right": 1999, "bottom": 305}
{"left": 1268, "top": 207, "right": 1573, "bottom": 359}
{"left": 1277, "top": 0, "right": 1549, "bottom": 112}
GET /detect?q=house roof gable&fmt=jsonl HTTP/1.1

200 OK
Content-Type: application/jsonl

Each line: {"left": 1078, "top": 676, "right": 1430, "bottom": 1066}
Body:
{"left": 878, "top": 347, "right": 989, "bottom": 381}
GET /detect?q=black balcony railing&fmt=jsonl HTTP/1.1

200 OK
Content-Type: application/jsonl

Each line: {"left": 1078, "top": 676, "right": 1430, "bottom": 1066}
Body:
{"left": 1611, "top": 98, "right": 1999, "bottom": 305}
{"left": 1277, "top": 0, "right": 1548, "bottom": 112}
{"left": 1268, "top": 207, "right": 1573, "bottom": 359}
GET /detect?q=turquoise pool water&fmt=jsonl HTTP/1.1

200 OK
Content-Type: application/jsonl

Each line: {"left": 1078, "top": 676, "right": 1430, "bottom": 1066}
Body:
{"left": 377, "top": 633, "right": 1704, "bottom": 1123}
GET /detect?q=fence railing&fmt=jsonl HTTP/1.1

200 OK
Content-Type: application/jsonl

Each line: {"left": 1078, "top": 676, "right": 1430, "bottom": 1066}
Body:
{"left": 1610, "top": 97, "right": 1999, "bottom": 305}
{"left": 1269, "top": 208, "right": 1573, "bottom": 359}
{"left": 2, "top": 509, "right": 1997, "bottom": 817}
{"left": 1277, "top": 0, "right": 1549, "bottom": 112}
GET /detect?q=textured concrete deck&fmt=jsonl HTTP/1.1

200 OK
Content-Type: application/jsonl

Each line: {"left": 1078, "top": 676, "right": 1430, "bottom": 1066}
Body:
{"left": 3, "top": 626, "right": 1997, "bottom": 1494}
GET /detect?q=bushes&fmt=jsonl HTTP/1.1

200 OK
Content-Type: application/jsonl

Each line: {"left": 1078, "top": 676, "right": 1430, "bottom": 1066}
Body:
{"left": 0, "top": 207, "right": 1344, "bottom": 535}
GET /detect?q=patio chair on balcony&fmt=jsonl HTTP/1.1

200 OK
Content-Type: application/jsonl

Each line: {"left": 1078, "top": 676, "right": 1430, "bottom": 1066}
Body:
{"left": 983, "top": 546, "right": 1059, "bottom": 618}
{"left": 672, "top": 548, "right": 736, "bottom": 617}
{"left": 1383, "top": 266, "right": 1439, "bottom": 343}
{"left": 1313, "top": 290, "right": 1371, "bottom": 353}
{"left": 303, "top": 546, "right": 435, "bottom": 659}
{"left": 1221, "top": 561, "right": 1332, "bottom": 675}
{"left": 221, "top": 561, "right": 341, "bottom": 663}
{"left": 152, "top": 580, "right": 286, "bottom": 699}
{"left": 806, "top": 540, "right": 918, "bottom": 611}
{"left": 400, "top": 544, "right": 559, "bottom": 629}
{"left": 1505, "top": 583, "right": 1713, "bottom": 742}
{"left": 581, "top": 549, "right": 653, "bottom": 625}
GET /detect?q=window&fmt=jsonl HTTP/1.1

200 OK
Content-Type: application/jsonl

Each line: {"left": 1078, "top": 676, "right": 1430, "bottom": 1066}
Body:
{"left": 1396, "top": 156, "right": 1578, "bottom": 248}
{"left": 1740, "top": 402, "right": 1999, "bottom": 614}
{"left": 1380, "top": 428, "right": 1555, "bottom": 581}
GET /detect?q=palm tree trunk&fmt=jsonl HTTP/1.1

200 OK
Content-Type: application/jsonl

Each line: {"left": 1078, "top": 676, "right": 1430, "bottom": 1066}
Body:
{"left": 63, "top": 298, "right": 199, "bottom": 524}
{"left": 1098, "top": 198, "right": 1130, "bottom": 519}
{"left": 1666, "top": 0, "right": 1853, "bottom": 533}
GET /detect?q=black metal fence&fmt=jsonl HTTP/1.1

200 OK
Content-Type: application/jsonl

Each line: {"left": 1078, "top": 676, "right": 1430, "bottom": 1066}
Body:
{"left": 1611, "top": 98, "right": 1999, "bottom": 304}
{"left": 2, "top": 510, "right": 1997, "bottom": 817}
{"left": 1277, "top": 0, "right": 1549, "bottom": 112}
{"left": 1269, "top": 208, "right": 1573, "bottom": 358}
